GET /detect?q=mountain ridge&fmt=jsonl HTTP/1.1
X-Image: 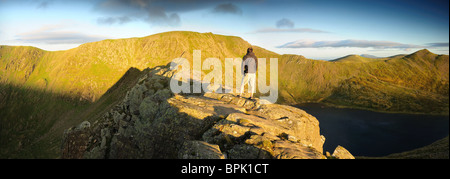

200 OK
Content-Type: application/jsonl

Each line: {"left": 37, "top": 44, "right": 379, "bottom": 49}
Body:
{"left": 1, "top": 31, "right": 448, "bottom": 114}
{"left": 0, "top": 31, "right": 448, "bottom": 158}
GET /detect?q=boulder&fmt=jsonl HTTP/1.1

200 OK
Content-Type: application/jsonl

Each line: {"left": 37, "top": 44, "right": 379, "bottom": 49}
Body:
{"left": 178, "top": 141, "right": 224, "bottom": 159}
{"left": 332, "top": 145, "right": 355, "bottom": 159}
{"left": 61, "top": 121, "right": 92, "bottom": 159}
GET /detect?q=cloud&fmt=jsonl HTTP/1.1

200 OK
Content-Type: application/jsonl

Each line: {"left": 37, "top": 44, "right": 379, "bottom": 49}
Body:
{"left": 93, "top": 0, "right": 253, "bottom": 26}
{"left": 93, "top": 0, "right": 186, "bottom": 27}
{"left": 426, "top": 42, "right": 449, "bottom": 47}
{"left": 15, "top": 25, "right": 107, "bottom": 44}
{"left": 93, "top": 0, "right": 243, "bottom": 26}
{"left": 277, "top": 39, "right": 424, "bottom": 49}
{"left": 212, "top": 3, "right": 242, "bottom": 15}
{"left": 146, "top": 6, "right": 181, "bottom": 26}
{"left": 253, "top": 28, "right": 328, "bottom": 33}
{"left": 97, "top": 16, "right": 132, "bottom": 25}
{"left": 253, "top": 17, "right": 326, "bottom": 33}
{"left": 276, "top": 18, "right": 294, "bottom": 28}
{"left": 36, "top": 0, "right": 54, "bottom": 9}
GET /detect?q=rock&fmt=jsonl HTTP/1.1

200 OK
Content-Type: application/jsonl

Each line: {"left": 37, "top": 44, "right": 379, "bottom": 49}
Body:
{"left": 61, "top": 65, "right": 352, "bottom": 159}
{"left": 332, "top": 145, "right": 355, "bottom": 159}
{"left": 206, "top": 84, "right": 222, "bottom": 93}
{"left": 100, "top": 128, "right": 111, "bottom": 149}
{"left": 227, "top": 144, "right": 272, "bottom": 159}
{"left": 77, "top": 121, "right": 91, "bottom": 130}
{"left": 61, "top": 121, "right": 92, "bottom": 159}
{"left": 257, "top": 104, "right": 324, "bottom": 153}
{"left": 125, "top": 84, "right": 147, "bottom": 114}
{"left": 272, "top": 140, "right": 325, "bottom": 159}
{"left": 178, "top": 141, "right": 224, "bottom": 159}
{"left": 202, "top": 110, "right": 326, "bottom": 159}
{"left": 326, "top": 151, "right": 331, "bottom": 158}
{"left": 139, "top": 96, "right": 159, "bottom": 120}
{"left": 204, "top": 93, "right": 260, "bottom": 110}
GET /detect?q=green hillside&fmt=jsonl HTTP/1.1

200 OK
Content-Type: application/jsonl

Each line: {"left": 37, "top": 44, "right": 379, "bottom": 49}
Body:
{"left": 359, "top": 136, "right": 449, "bottom": 159}
{"left": 278, "top": 49, "right": 449, "bottom": 114}
{"left": 330, "top": 54, "right": 405, "bottom": 63}
{"left": 331, "top": 54, "right": 383, "bottom": 63}
{"left": 0, "top": 31, "right": 448, "bottom": 158}
{"left": 1, "top": 31, "right": 267, "bottom": 102}
{"left": 0, "top": 31, "right": 275, "bottom": 158}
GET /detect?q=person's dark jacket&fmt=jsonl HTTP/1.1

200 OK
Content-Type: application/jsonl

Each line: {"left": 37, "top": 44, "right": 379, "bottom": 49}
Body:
{"left": 241, "top": 47, "right": 258, "bottom": 74}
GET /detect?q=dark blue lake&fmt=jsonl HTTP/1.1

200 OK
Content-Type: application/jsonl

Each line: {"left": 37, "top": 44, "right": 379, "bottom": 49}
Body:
{"left": 294, "top": 103, "right": 449, "bottom": 157}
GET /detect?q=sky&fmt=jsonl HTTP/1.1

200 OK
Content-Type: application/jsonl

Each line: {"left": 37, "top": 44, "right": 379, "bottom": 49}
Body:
{"left": 0, "top": 0, "right": 448, "bottom": 60}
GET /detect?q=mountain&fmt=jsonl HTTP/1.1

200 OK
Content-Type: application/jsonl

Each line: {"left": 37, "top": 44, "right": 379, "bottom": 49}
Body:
{"left": 360, "top": 136, "right": 449, "bottom": 159}
{"left": 1, "top": 31, "right": 274, "bottom": 102}
{"left": 0, "top": 31, "right": 448, "bottom": 158}
{"left": 278, "top": 49, "right": 449, "bottom": 114}
{"left": 360, "top": 54, "right": 380, "bottom": 59}
{"left": 384, "top": 136, "right": 449, "bottom": 159}
{"left": 330, "top": 54, "right": 384, "bottom": 63}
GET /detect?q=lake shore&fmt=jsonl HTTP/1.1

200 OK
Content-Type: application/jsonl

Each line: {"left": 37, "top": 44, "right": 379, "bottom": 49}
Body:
{"left": 295, "top": 102, "right": 449, "bottom": 116}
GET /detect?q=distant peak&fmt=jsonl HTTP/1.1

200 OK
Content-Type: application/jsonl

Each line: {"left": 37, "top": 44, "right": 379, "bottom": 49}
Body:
{"left": 330, "top": 54, "right": 361, "bottom": 62}
{"left": 360, "top": 54, "right": 379, "bottom": 59}
{"left": 414, "top": 49, "right": 433, "bottom": 55}
{"left": 334, "top": 54, "right": 359, "bottom": 59}
{"left": 408, "top": 49, "right": 436, "bottom": 57}
{"left": 404, "top": 49, "right": 440, "bottom": 61}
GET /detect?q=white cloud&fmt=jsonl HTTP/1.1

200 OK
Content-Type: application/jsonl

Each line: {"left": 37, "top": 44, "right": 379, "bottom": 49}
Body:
{"left": 15, "top": 24, "right": 107, "bottom": 44}
{"left": 426, "top": 42, "right": 449, "bottom": 47}
{"left": 278, "top": 39, "right": 423, "bottom": 49}
{"left": 253, "top": 28, "right": 328, "bottom": 33}
{"left": 252, "top": 17, "right": 327, "bottom": 34}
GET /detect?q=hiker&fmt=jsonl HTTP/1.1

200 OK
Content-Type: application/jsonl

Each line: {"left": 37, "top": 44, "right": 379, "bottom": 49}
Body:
{"left": 238, "top": 47, "right": 258, "bottom": 100}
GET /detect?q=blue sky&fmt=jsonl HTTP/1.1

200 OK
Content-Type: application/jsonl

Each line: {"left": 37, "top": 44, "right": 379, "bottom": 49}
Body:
{"left": 0, "top": 0, "right": 448, "bottom": 60}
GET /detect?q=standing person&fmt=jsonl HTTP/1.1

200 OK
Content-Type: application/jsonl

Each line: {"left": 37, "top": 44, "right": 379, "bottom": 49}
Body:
{"left": 238, "top": 47, "right": 258, "bottom": 100}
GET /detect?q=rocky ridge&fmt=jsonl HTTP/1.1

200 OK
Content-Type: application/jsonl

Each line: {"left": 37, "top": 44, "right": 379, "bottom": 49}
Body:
{"left": 61, "top": 66, "right": 354, "bottom": 159}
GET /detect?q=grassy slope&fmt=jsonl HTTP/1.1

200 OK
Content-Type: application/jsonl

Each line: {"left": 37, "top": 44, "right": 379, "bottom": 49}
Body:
{"left": 358, "top": 136, "right": 449, "bottom": 159}
{"left": 331, "top": 54, "right": 383, "bottom": 63}
{"left": 0, "top": 67, "right": 146, "bottom": 158}
{"left": 0, "top": 31, "right": 449, "bottom": 158}
{"left": 330, "top": 54, "right": 405, "bottom": 63}
{"left": 0, "top": 85, "right": 88, "bottom": 158}
{"left": 0, "top": 31, "right": 258, "bottom": 158}
{"left": 1, "top": 31, "right": 258, "bottom": 102}
{"left": 278, "top": 49, "right": 449, "bottom": 114}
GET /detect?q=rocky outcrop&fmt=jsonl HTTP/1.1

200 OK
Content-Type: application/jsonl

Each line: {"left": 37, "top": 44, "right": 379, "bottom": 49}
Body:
{"left": 178, "top": 141, "right": 225, "bottom": 159}
{"left": 201, "top": 93, "right": 326, "bottom": 159}
{"left": 331, "top": 145, "right": 355, "bottom": 159}
{"left": 61, "top": 65, "right": 352, "bottom": 159}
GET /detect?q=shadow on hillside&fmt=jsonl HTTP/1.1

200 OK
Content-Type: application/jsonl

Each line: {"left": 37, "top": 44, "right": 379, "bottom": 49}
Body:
{"left": 0, "top": 65, "right": 153, "bottom": 158}
{"left": 0, "top": 82, "right": 92, "bottom": 158}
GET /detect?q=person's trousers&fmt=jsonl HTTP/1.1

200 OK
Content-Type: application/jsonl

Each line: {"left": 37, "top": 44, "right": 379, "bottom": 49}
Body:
{"left": 239, "top": 73, "right": 256, "bottom": 94}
